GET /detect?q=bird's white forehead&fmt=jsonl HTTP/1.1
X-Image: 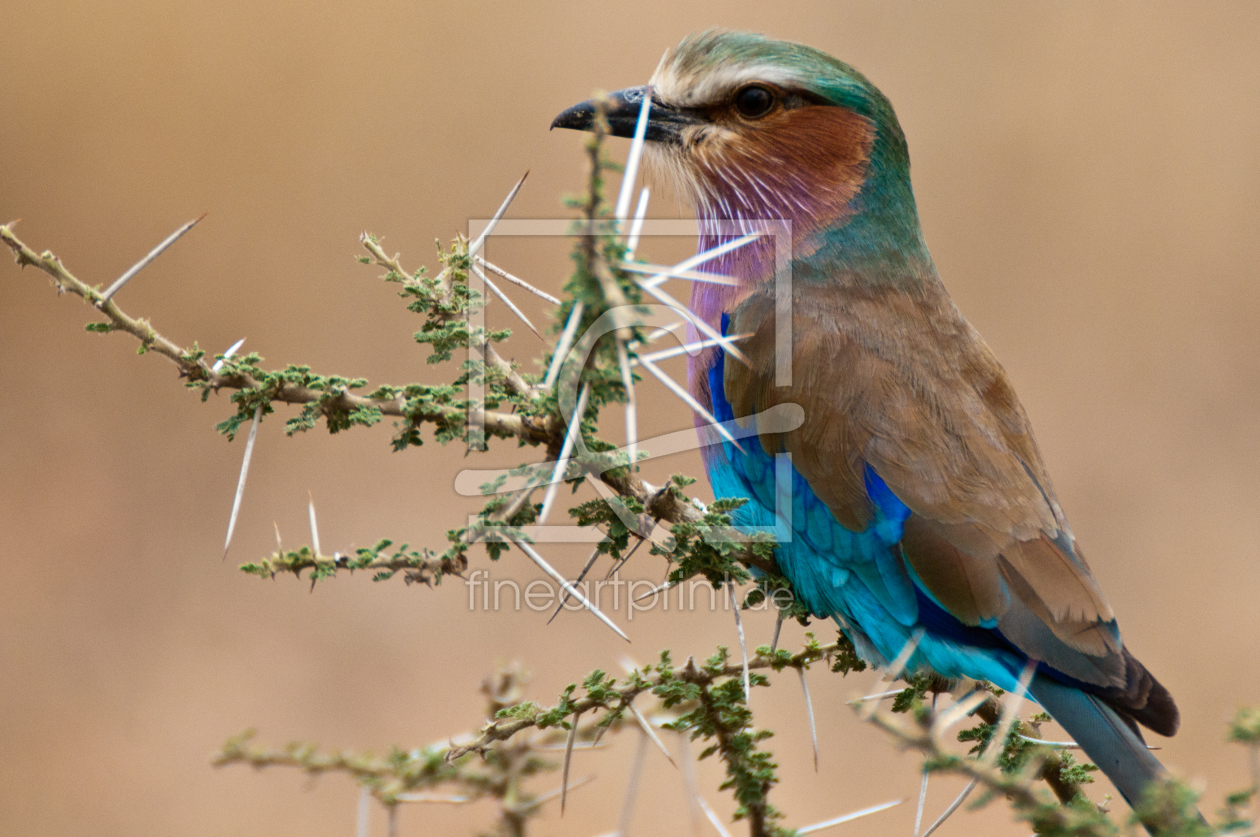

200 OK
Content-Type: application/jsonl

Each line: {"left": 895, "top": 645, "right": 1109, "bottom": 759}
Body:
{"left": 649, "top": 59, "right": 804, "bottom": 108}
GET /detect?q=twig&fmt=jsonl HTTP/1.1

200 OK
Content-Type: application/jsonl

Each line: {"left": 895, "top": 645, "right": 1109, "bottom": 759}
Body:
{"left": 446, "top": 641, "right": 843, "bottom": 760}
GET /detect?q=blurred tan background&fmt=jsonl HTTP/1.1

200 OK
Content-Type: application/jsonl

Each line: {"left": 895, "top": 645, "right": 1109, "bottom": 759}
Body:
{"left": 2, "top": 2, "right": 1259, "bottom": 835}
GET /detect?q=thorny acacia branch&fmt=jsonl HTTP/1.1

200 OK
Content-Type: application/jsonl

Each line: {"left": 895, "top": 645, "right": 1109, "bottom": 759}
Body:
{"left": 7, "top": 118, "right": 1255, "bottom": 837}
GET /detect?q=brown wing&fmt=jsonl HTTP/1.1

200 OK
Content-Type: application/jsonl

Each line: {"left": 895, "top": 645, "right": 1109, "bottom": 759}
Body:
{"left": 722, "top": 280, "right": 1118, "bottom": 657}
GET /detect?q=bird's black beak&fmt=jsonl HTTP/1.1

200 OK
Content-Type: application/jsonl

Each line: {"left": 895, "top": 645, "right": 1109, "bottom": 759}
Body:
{"left": 550, "top": 86, "right": 703, "bottom": 145}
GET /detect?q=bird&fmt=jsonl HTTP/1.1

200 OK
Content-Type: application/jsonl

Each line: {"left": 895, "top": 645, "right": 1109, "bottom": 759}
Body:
{"left": 552, "top": 29, "right": 1192, "bottom": 830}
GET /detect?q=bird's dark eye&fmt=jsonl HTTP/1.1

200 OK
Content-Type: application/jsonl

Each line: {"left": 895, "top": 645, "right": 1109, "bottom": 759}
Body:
{"left": 734, "top": 85, "right": 775, "bottom": 119}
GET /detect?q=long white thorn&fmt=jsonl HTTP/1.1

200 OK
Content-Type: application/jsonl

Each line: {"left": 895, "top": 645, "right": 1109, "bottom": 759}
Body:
{"left": 635, "top": 280, "right": 750, "bottom": 366}
{"left": 627, "top": 702, "right": 677, "bottom": 768}
{"left": 603, "top": 536, "right": 645, "bottom": 581}
{"left": 761, "top": 612, "right": 781, "bottom": 655}
{"left": 885, "top": 629, "right": 924, "bottom": 681}
{"left": 525, "top": 775, "right": 594, "bottom": 811}
{"left": 307, "top": 491, "right": 321, "bottom": 557}
{"left": 615, "top": 89, "right": 652, "bottom": 222}
{"left": 636, "top": 355, "right": 743, "bottom": 450}
{"left": 631, "top": 578, "right": 674, "bottom": 603}
{"left": 616, "top": 339, "right": 637, "bottom": 467}
{"left": 696, "top": 796, "right": 734, "bottom": 837}
{"left": 640, "top": 320, "right": 685, "bottom": 344}
{"left": 543, "top": 302, "right": 584, "bottom": 390}
{"left": 914, "top": 694, "right": 937, "bottom": 837}
{"left": 930, "top": 690, "right": 990, "bottom": 739}
{"left": 796, "top": 800, "right": 903, "bottom": 835}
{"left": 859, "top": 629, "right": 922, "bottom": 720}
{"left": 467, "top": 171, "right": 528, "bottom": 260}
{"left": 548, "top": 545, "right": 602, "bottom": 624}
{"left": 798, "top": 667, "right": 819, "bottom": 772}
{"left": 474, "top": 264, "right": 542, "bottom": 339}
{"left": 620, "top": 261, "right": 740, "bottom": 286}
{"left": 845, "top": 688, "right": 905, "bottom": 706}
{"left": 393, "top": 792, "right": 474, "bottom": 804}
{"left": 476, "top": 256, "right": 561, "bottom": 304}
{"left": 919, "top": 779, "right": 977, "bottom": 837}
{"left": 211, "top": 337, "right": 246, "bottom": 373}
{"left": 729, "top": 582, "right": 750, "bottom": 702}
{"left": 99, "top": 214, "right": 204, "bottom": 303}
{"left": 515, "top": 540, "right": 628, "bottom": 642}
{"left": 624, "top": 187, "right": 650, "bottom": 260}
{"left": 532, "top": 741, "right": 610, "bottom": 752}
{"left": 982, "top": 660, "right": 1037, "bottom": 769}
{"left": 538, "top": 382, "right": 590, "bottom": 525}
{"left": 913, "top": 769, "right": 930, "bottom": 837}
{"left": 636, "top": 334, "right": 752, "bottom": 365}
{"left": 617, "top": 730, "right": 649, "bottom": 836}
{"left": 223, "top": 404, "right": 262, "bottom": 557}
{"left": 357, "top": 786, "right": 370, "bottom": 837}
{"left": 640, "top": 231, "right": 763, "bottom": 289}
{"left": 561, "top": 711, "right": 581, "bottom": 815}
{"left": 1017, "top": 735, "right": 1080, "bottom": 749}
{"left": 677, "top": 733, "right": 703, "bottom": 837}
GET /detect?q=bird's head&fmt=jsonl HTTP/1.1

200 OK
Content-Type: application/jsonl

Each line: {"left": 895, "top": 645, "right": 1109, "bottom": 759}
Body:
{"left": 552, "top": 30, "right": 930, "bottom": 273}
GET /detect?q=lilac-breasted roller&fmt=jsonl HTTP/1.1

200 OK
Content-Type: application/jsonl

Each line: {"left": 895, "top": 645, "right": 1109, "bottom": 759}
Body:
{"left": 553, "top": 30, "right": 1187, "bottom": 825}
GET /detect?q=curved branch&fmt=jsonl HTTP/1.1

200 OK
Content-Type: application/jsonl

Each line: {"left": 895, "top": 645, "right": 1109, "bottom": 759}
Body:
{"left": 1, "top": 222, "right": 549, "bottom": 444}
